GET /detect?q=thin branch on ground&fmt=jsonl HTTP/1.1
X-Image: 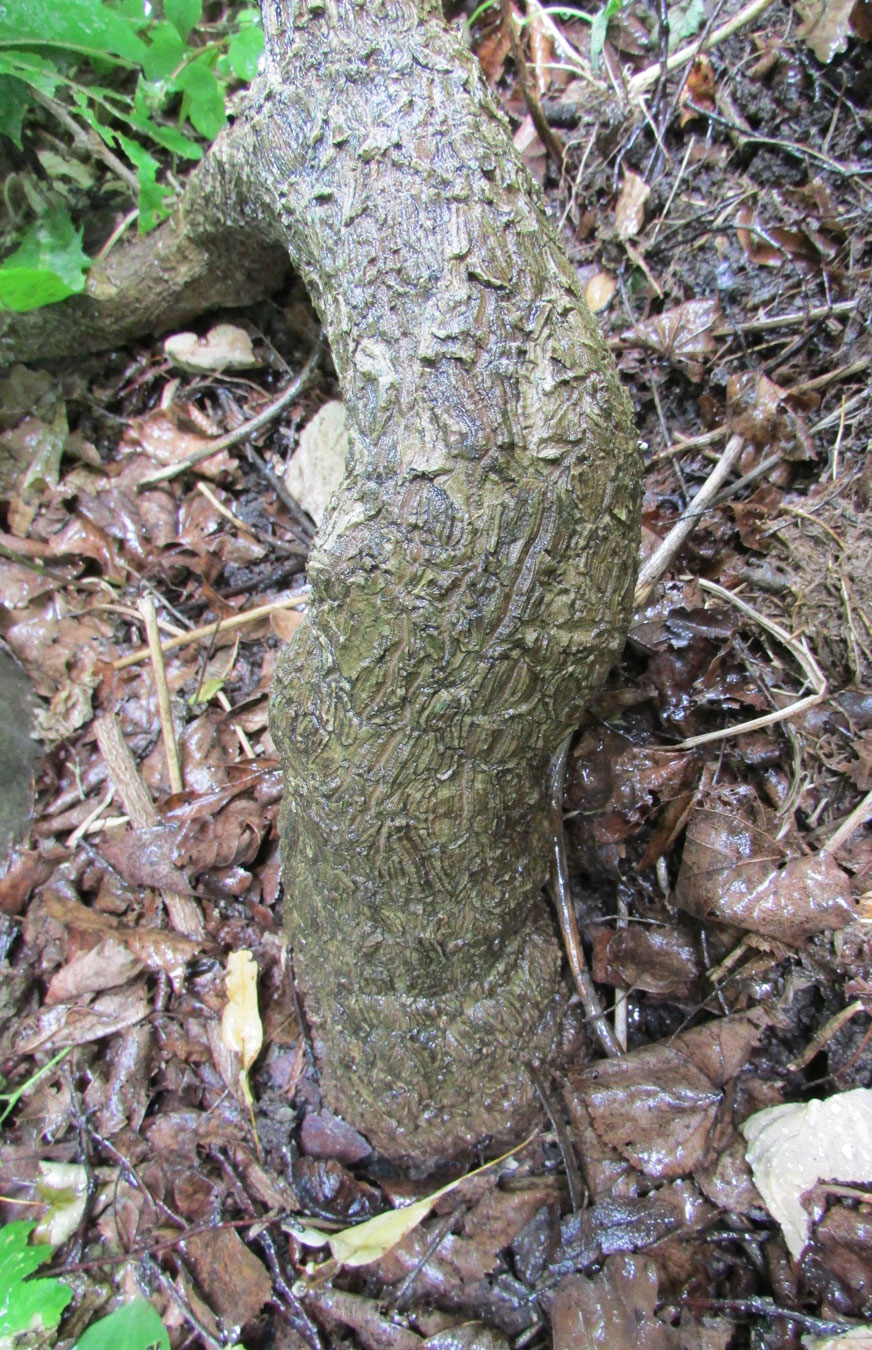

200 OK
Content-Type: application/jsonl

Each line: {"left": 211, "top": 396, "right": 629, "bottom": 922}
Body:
{"left": 137, "top": 344, "right": 323, "bottom": 489}
{"left": 114, "top": 591, "right": 310, "bottom": 670}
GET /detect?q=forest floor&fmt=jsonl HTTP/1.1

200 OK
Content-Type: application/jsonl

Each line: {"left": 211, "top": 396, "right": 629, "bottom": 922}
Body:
{"left": 0, "top": 1, "right": 870, "bottom": 1347}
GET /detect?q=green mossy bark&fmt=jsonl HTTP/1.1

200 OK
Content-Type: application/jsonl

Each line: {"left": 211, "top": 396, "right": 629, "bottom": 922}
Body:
{"left": 263, "top": 0, "right": 641, "bottom": 1163}
{"left": 0, "top": 0, "right": 641, "bottom": 1166}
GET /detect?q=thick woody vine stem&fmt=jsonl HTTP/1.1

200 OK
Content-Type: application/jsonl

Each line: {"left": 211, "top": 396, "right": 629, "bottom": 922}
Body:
{"left": 0, "top": 0, "right": 641, "bottom": 1165}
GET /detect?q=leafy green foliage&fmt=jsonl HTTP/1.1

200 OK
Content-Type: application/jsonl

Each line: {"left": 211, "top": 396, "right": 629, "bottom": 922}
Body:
{"left": 0, "top": 0, "right": 263, "bottom": 309}
{"left": 72, "top": 1297, "right": 170, "bottom": 1350}
{"left": 0, "top": 1220, "right": 71, "bottom": 1340}
{"left": 0, "top": 208, "right": 90, "bottom": 311}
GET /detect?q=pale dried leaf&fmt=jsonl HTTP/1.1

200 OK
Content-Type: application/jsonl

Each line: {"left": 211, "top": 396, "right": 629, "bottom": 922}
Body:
{"left": 221, "top": 949, "right": 262, "bottom": 1072}
{"left": 164, "top": 323, "right": 260, "bottom": 373}
{"left": 797, "top": 0, "right": 856, "bottom": 61}
{"left": 585, "top": 272, "right": 617, "bottom": 312}
{"left": 284, "top": 400, "right": 348, "bottom": 526}
{"left": 329, "top": 1137, "right": 530, "bottom": 1268}
{"left": 615, "top": 171, "right": 650, "bottom": 241}
{"left": 742, "top": 1088, "right": 872, "bottom": 1260}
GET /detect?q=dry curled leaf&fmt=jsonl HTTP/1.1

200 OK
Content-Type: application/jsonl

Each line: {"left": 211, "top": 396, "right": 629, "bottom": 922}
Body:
{"left": 615, "top": 170, "right": 650, "bottom": 241}
{"left": 164, "top": 322, "right": 260, "bottom": 373}
{"left": 797, "top": 0, "right": 864, "bottom": 61}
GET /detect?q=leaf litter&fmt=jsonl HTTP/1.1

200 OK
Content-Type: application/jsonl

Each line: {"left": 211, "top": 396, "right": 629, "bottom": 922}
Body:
{"left": 0, "top": 2, "right": 871, "bottom": 1346}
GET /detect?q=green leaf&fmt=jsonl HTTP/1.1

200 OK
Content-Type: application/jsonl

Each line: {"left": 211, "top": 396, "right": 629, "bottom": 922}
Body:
{"left": 72, "top": 1298, "right": 170, "bottom": 1350}
{"left": 668, "top": 0, "right": 705, "bottom": 48}
{"left": 116, "top": 133, "right": 171, "bottom": 231}
{"left": 165, "top": 0, "right": 202, "bottom": 42}
{"left": 142, "top": 22, "right": 186, "bottom": 81}
{"left": 130, "top": 84, "right": 203, "bottom": 158}
{"left": 175, "top": 58, "right": 225, "bottom": 139}
{"left": 0, "top": 0, "right": 147, "bottom": 65}
{"left": 0, "top": 48, "right": 63, "bottom": 98}
{"left": 590, "top": 0, "right": 624, "bottom": 69}
{"left": 0, "top": 208, "right": 90, "bottom": 312}
{"left": 0, "top": 73, "right": 28, "bottom": 146}
{"left": 227, "top": 25, "right": 263, "bottom": 82}
{"left": 0, "top": 1220, "right": 72, "bottom": 1339}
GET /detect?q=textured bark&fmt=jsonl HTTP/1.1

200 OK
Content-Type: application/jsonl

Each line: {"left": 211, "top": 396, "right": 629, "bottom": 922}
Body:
{"left": 0, "top": 0, "right": 641, "bottom": 1165}
{"left": 263, "top": 0, "right": 640, "bottom": 1163}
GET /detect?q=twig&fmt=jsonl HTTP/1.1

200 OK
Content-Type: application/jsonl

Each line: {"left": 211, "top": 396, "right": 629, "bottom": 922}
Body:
{"left": 821, "top": 786, "right": 872, "bottom": 854}
{"left": 634, "top": 433, "right": 745, "bottom": 606}
{"left": 788, "top": 999, "right": 865, "bottom": 1073}
{"left": 114, "top": 592, "right": 310, "bottom": 670}
{"left": 137, "top": 345, "right": 322, "bottom": 489}
{"left": 677, "top": 578, "right": 827, "bottom": 750}
{"left": 628, "top": 0, "right": 777, "bottom": 96}
{"left": 526, "top": 1061, "right": 586, "bottom": 1211}
{"left": 139, "top": 597, "right": 183, "bottom": 796}
{"left": 549, "top": 735, "right": 623, "bottom": 1058}
{"left": 501, "top": 0, "right": 566, "bottom": 171}
{"left": 95, "top": 713, "right": 157, "bottom": 827}
{"left": 29, "top": 86, "right": 140, "bottom": 193}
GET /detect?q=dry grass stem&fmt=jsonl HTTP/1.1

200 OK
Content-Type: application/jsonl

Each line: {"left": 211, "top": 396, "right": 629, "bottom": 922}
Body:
{"left": 139, "top": 596, "right": 184, "bottom": 796}
{"left": 635, "top": 433, "right": 745, "bottom": 607}
{"left": 677, "top": 578, "right": 827, "bottom": 749}
{"left": 114, "top": 592, "right": 310, "bottom": 670}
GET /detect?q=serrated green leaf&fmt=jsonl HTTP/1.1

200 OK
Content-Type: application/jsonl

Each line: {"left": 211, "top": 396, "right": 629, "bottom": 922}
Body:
{"left": 165, "top": 0, "right": 202, "bottom": 42}
{"left": 142, "top": 22, "right": 186, "bottom": 81}
{"left": 175, "top": 58, "right": 225, "bottom": 139}
{"left": 0, "top": 48, "right": 63, "bottom": 97}
{"left": 0, "top": 73, "right": 28, "bottom": 146}
{"left": 0, "top": 1221, "right": 71, "bottom": 1339}
{"left": 72, "top": 1297, "right": 170, "bottom": 1350}
{"left": 0, "top": 208, "right": 90, "bottom": 311}
{"left": 0, "top": 0, "right": 146, "bottom": 65}
{"left": 227, "top": 25, "right": 263, "bottom": 81}
{"left": 130, "top": 84, "right": 203, "bottom": 157}
{"left": 116, "top": 133, "right": 171, "bottom": 231}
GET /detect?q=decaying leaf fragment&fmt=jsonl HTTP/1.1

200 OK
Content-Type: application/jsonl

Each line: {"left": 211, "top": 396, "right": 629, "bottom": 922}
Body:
{"left": 221, "top": 949, "right": 263, "bottom": 1120}
{"left": 741, "top": 1088, "right": 872, "bottom": 1260}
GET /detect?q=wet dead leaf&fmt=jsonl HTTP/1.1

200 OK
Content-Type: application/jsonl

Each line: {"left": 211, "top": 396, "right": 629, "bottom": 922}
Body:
{"left": 566, "top": 1012, "right": 769, "bottom": 1180}
{"left": 122, "top": 411, "right": 234, "bottom": 479}
{"left": 183, "top": 1226, "right": 271, "bottom": 1327}
{"left": 621, "top": 298, "right": 721, "bottom": 379}
{"left": 45, "top": 937, "right": 144, "bottom": 1004}
{"left": 727, "top": 371, "right": 813, "bottom": 459}
{"left": 741, "top": 1088, "right": 872, "bottom": 1260}
{"left": 797, "top": 0, "right": 861, "bottom": 60}
{"left": 675, "top": 788, "right": 855, "bottom": 942}
{"left": 8, "top": 983, "right": 150, "bottom": 1056}
{"left": 615, "top": 171, "right": 650, "bottom": 241}
{"left": 552, "top": 1253, "right": 676, "bottom": 1350}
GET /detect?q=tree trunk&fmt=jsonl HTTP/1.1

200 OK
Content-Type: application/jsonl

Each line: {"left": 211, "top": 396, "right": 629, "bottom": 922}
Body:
{"left": 0, "top": 0, "right": 641, "bottom": 1166}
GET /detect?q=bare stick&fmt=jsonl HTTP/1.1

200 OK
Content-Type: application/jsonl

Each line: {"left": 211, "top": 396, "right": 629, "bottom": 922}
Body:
{"left": 114, "top": 591, "right": 310, "bottom": 670}
{"left": 550, "top": 735, "right": 623, "bottom": 1058}
{"left": 137, "top": 345, "right": 322, "bottom": 489}
{"left": 635, "top": 433, "right": 745, "bottom": 606}
{"left": 677, "top": 578, "right": 827, "bottom": 750}
{"left": 95, "top": 714, "right": 157, "bottom": 827}
{"left": 821, "top": 787, "right": 872, "bottom": 855}
{"left": 139, "top": 596, "right": 183, "bottom": 796}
